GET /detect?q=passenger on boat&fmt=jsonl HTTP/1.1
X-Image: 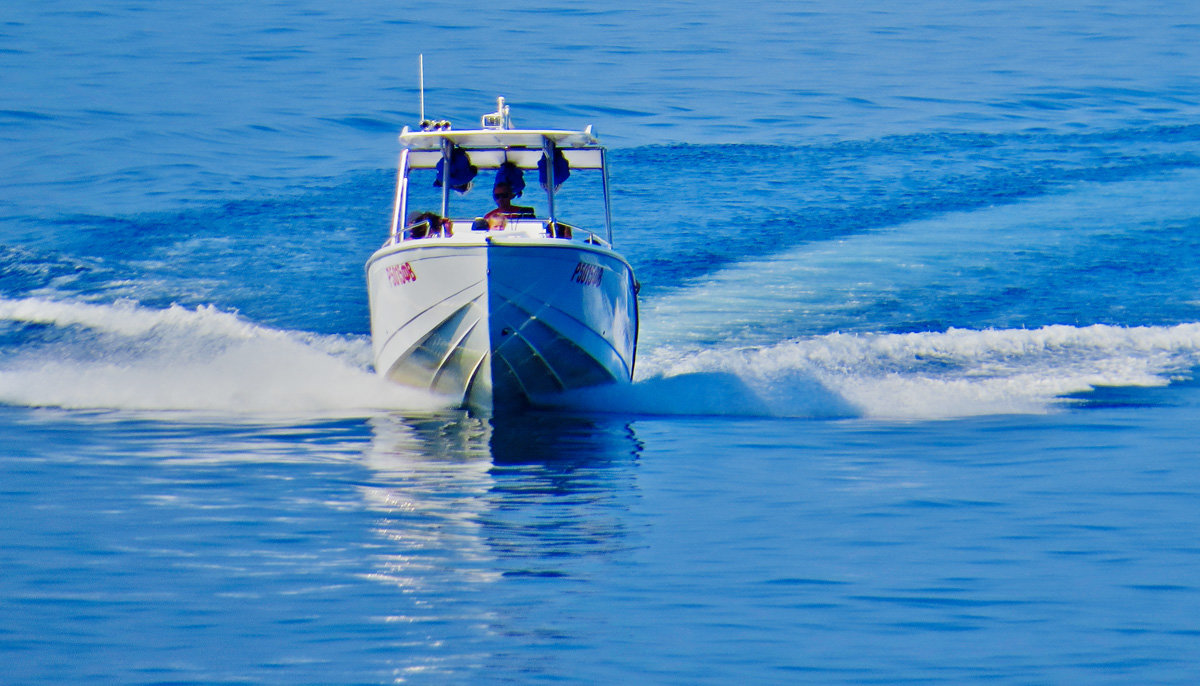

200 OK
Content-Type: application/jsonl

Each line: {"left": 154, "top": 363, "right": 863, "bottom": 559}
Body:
{"left": 406, "top": 211, "right": 450, "bottom": 239}
{"left": 484, "top": 182, "right": 534, "bottom": 229}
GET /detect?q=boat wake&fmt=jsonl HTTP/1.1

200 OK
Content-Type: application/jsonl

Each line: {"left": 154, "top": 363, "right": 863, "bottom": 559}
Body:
{"left": 0, "top": 296, "right": 440, "bottom": 416}
{"left": 561, "top": 323, "right": 1200, "bottom": 419}
{"left": 3, "top": 296, "right": 1199, "bottom": 420}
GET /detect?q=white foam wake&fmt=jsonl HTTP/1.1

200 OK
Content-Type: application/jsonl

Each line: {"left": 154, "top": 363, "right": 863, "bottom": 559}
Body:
{"left": 561, "top": 323, "right": 1200, "bottom": 419}
{"left": 0, "top": 297, "right": 443, "bottom": 415}
{"left": 5, "top": 297, "right": 1197, "bottom": 420}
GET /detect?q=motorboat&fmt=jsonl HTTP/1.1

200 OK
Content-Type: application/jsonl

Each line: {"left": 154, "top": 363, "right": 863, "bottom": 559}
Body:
{"left": 365, "top": 98, "right": 638, "bottom": 413}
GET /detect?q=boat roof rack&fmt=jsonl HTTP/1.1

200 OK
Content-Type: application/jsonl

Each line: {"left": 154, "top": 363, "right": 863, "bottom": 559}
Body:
{"left": 400, "top": 98, "right": 603, "bottom": 169}
{"left": 399, "top": 127, "right": 604, "bottom": 170}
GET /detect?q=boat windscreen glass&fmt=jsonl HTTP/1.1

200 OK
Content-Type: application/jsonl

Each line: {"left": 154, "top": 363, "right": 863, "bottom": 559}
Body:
{"left": 405, "top": 162, "right": 607, "bottom": 230}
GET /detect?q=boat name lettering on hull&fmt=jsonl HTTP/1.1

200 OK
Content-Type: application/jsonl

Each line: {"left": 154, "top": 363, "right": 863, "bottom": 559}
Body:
{"left": 386, "top": 262, "right": 417, "bottom": 286}
{"left": 572, "top": 261, "right": 602, "bottom": 287}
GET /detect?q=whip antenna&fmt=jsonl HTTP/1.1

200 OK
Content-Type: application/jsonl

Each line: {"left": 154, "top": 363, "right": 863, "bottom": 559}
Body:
{"left": 418, "top": 54, "right": 425, "bottom": 123}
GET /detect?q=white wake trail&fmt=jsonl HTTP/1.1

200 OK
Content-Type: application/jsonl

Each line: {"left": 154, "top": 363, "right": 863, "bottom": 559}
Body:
{"left": 613, "top": 323, "right": 1200, "bottom": 419}
{"left": 0, "top": 297, "right": 442, "bottom": 415}
{"left": 7, "top": 297, "right": 1197, "bottom": 420}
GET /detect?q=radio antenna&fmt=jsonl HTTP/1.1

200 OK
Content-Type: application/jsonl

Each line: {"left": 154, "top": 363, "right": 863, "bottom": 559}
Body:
{"left": 418, "top": 54, "right": 425, "bottom": 123}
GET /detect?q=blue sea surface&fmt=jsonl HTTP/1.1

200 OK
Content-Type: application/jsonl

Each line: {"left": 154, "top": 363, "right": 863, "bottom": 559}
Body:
{"left": 4, "top": 1, "right": 1200, "bottom": 682}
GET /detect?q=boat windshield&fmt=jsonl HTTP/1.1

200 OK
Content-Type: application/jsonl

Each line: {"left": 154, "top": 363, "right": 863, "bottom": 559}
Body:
{"left": 403, "top": 164, "right": 607, "bottom": 232}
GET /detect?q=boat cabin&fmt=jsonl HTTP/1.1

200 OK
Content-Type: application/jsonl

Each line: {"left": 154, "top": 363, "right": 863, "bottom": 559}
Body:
{"left": 387, "top": 98, "right": 613, "bottom": 248}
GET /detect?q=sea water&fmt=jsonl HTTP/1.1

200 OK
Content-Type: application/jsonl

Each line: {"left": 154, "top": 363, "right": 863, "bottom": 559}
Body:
{"left": 4, "top": 1, "right": 1200, "bottom": 682}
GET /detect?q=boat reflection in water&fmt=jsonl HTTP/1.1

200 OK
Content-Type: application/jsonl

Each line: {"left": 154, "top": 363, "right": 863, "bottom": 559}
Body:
{"left": 359, "top": 411, "right": 642, "bottom": 675}
{"left": 361, "top": 411, "right": 642, "bottom": 551}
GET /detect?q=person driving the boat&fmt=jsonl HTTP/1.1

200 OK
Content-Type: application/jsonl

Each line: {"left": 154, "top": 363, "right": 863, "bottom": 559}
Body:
{"left": 484, "top": 181, "right": 535, "bottom": 229}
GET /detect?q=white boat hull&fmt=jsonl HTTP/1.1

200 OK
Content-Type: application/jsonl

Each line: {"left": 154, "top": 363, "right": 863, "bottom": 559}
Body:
{"left": 366, "top": 236, "right": 638, "bottom": 412}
